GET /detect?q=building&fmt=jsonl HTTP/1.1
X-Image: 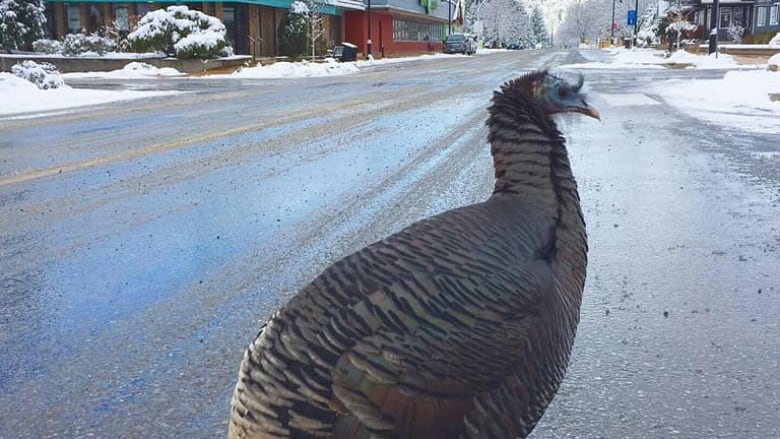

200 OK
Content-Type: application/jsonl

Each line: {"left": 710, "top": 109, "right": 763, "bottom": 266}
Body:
{"left": 41, "top": 0, "right": 462, "bottom": 58}
{"left": 685, "top": 0, "right": 780, "bottom": 40}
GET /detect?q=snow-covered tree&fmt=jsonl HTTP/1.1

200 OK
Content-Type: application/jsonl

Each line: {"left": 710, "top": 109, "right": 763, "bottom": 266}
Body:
{"left": 665, "top": 2, "right": 697, "bottom": 50}
{"left": 127, "top": 6, "right": 230, "bottom": 59}
{"left": 290, "top": 0, "right": 325, "bottom": 60}
{"left": 0, "top": 0, "right": 46, "bottom": 52}
{"left": 557, "top": 0, "right": 610, "bottom": 46}
{"left": 529, "top": 5, "right": 549, "bottom": 47}
{"left": 557, "top": 0, "right": 654, "bottom": 46}
{"left": 479, "top": 0, "right": 532, "bottom": 47}
{"left": 278, "top": 3, "right": 308, "bottom": 58}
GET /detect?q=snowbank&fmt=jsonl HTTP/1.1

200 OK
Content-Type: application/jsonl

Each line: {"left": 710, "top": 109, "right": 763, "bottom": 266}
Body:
{"left": 654, "top": 70, "right": 780, "bottom": 134}
{"left": 769, "top": 33, "right": 780, "bottom": 48}
{"left": 769, "top": 53, "right": 780, "bottom": 70}
{"left": 665, "top": 50, "right": 740, "bottom": 68}
{"left": 0, "top": 71, "right": 180, "bottom": 117}
{"left": 570, "top": 47, "right": 747, "bottom": 70}
{"left": 227, "top": 58, "right": 359, "bottom": 78}
{"left": 63, "top": 62, "right": 184, "bottom": 79}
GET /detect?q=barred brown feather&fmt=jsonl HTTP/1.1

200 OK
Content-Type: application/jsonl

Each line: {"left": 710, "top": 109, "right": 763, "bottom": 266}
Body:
{"left": 229, "top": 70, "right": 593, "bottom": 439}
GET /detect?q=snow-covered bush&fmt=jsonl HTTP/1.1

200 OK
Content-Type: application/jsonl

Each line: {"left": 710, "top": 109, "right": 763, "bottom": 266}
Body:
{"left": 62, "top": 33, "right": 116, "bottom": 56}
{"left": 768, "top": 53, "right": 780, "bottom": 72}
{"left": 11, "top": 60, "right": 64, "bottom": 89}
{"left": 32, "top": 38, "right": 63, "bottom": 54}
{"left": 727, "top": 24, "right": 745, "bottom": 44}
{"left": 0, "top": 0, "right": 46, "bottom": 51}
{"left": 277, "top": 3, "right": 308, "bottom": 58}
{"left": 769, "top": 33, "right": 780, "bottom": 48}
{"left": 127, "top": 6, "right": 229, "bottom": 59}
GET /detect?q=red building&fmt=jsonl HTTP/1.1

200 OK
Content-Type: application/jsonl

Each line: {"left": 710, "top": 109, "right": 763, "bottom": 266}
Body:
{"left": 41, "top": 0, "right": 461, "bottom": 58}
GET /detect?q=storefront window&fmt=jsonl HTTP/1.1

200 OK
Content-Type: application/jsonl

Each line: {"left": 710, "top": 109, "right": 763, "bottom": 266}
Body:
{"left": 89, "top": 5, "right": 103, "bottom": 32}
{"left": 392, "top": 18, "right": 442, "bottom": 42}
{"left": 113, "top": 5, "right": 129, "bottom": 32}
{"left": 719, "top": 10, "right": 731, "bottom": 28}
{"left": 67, "top": 5, "right": 81, "bottom": 33}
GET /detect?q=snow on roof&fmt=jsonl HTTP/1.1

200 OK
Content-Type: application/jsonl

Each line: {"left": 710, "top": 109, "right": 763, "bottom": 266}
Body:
{"left": 329, "top": 0, "right": 366, "bottom": 11}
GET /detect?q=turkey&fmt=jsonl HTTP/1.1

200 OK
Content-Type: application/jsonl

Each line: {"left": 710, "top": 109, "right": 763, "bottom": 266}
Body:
{"left": 229, "top": 70, "right": 599, "bottom": 439}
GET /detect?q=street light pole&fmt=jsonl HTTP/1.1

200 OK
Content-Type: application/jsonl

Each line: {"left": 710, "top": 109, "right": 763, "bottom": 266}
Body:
{"left": 611, "top": 0, "right": 616, "bottom": 44}
{"left": 633, "top": 0, "right": 639, "bottom": 44}
{"left": 367, "top": 0, "right": 372, "bottom": 57}
{"left": 448, "top": 0, "right": 452, "bottom": 35}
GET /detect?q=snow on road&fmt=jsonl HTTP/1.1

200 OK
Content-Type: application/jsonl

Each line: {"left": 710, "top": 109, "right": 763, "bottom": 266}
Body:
{"left": 565, "top": 48, "right": 780, "bottom": 133}
{"left": 1, "top": 48, "right": 779, "bottom": 129}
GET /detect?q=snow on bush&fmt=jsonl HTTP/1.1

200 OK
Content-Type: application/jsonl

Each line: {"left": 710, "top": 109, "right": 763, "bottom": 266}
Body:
{"left": 0, "top": 0, "right": 46, "bottom": 51}
{"left": 769, "top": 33, "right": 780, "bottom": 48}
{"left": 278, "top": 3, "right": 308, "bottom": 58}
{"left": 11, "top": 60, "right": 64, "bottom": 89}
{"left": 290, "top": 1, "right": 309, "bottom": 14}
{"left": 62, "top": 33, "right": 116, "bottom": 56}
{"left": 769, "top": 53, "right": 780, "bottom": 72}
{"left": 32, "top": 38, "right": 63, "bottom": 54}
{"left": 127, "top": 6, "right": 229, "bottom": 59}
{"left": 727, "top": 24, "right": 745, "bottom": 44}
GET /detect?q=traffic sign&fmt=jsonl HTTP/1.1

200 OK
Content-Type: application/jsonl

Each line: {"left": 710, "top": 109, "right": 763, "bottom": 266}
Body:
{"left": 627, "top": 10, "right": 637, "bottom": 26}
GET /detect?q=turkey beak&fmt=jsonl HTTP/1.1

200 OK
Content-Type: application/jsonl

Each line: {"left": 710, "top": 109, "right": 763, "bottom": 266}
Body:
{"left": 571, "top": 100, "right": 600, "bottom": 120}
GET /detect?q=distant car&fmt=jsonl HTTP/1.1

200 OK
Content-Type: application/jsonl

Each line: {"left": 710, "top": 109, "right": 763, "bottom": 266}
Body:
{"left": 506, "top": 41, "right": 523, "bottom": 50}
{"left": 444, "top": 33, "right": 477, "bottom": 55}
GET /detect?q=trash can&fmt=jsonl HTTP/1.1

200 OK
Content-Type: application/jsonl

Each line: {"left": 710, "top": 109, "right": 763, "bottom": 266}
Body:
{"left": 339, "top": 42, "right": 357, "bottom": 62}
{"left": 623, "top": 38, "right": 632, "bottom": 49}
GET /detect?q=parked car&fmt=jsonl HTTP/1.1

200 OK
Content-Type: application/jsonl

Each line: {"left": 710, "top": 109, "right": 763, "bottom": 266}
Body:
{"left": 444, "top": 33, "right": 477, "bottom": 55}
{"left": 506, "top": 41, "right": 524, "bottom": 50}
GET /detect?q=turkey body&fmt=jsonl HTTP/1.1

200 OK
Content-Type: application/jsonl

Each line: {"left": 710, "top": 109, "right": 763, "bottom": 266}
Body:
{"left": 229, "top": 71, "right": 591, "bottom": 439}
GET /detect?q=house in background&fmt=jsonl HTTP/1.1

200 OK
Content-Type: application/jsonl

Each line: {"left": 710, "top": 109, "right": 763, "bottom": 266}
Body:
{"left": 685, "top": 0, "right": 780, "bottom": 41}
{"left": 42, "top": 1, "right": 365, "bottom": 58}
{"left": 41, "top": 0, "right": 463, "bottom": 58}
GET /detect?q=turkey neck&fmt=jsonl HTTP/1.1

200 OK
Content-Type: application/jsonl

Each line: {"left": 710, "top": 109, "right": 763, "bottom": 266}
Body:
{"left": 488, "top": 113, "right": 579, "bottom": 216}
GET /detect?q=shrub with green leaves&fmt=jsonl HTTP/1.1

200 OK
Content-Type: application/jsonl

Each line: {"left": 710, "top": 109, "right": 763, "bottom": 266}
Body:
{"left": 32, "top": 38, "right": 63, "bottom": 54}
{"left": 0, "top": 0, "right": 46, "bottom": 52}
{"left": 62, "top": 33, "right": 116, "bottom": 56}
{"left": 277, "top": 8, "right": 307, "bottom": 59}
{"left": 127, "top": 5, "right": 229, "bottom": 59}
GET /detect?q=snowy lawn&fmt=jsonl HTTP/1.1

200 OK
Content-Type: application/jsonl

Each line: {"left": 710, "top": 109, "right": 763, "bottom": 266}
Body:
{"left": 63, "top": 62, "right": 186, "bottom": 79}
{"left": 653, "top": 70, "right": 780, "bottom": 134}
{"left": 573, "top": 47, "right": 747, "bottom": 69}
{"left": 0, "top": 71, "right": 179, "bottom": 118}
{"left": 562, "top": 47, "right": 780, "bottom": 133}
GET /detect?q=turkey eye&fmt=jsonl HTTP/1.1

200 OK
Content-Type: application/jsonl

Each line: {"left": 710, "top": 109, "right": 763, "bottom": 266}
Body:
{"left": 558, "top": 88, "right": 569, "bottom": 98}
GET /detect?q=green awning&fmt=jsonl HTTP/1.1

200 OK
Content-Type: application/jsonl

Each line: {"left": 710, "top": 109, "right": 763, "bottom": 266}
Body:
{"left": 46, "top": 0, "right": 340, "bottom": 15}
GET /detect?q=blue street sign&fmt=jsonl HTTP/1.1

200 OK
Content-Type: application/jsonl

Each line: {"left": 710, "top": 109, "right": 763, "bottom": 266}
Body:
{"left": 627, "top": 10, "right": 637, "bottom": 26}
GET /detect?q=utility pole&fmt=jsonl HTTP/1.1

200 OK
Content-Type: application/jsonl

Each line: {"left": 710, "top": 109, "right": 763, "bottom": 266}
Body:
{"left": 367, "top": 0, "right": 372, "bottom": 57}
{"left": 448, "top": 0, "right": 452, "bottom": 35}
{"left": 611, "top": 0, "right": 617, "bottom": 44}
{"left": 709, "top": 0, "right": 719, "bottom": 55}
{"left": 634, "top": 0, "right": 639, "bottom": 44}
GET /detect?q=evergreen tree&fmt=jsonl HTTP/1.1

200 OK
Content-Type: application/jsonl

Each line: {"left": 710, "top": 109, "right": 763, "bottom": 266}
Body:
{"left": 277, "top": 5, "right": 308, "bottom": 59}
{"left": 530, "top": 5, "right": 549, "bottom": 47}
{"left": 0, "top": 0, "right": 46, "bottom": 52}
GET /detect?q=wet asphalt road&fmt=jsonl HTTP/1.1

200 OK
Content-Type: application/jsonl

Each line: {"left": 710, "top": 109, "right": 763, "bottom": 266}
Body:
{"left": 1, "top": 50, "right": 778, "bottom": 438}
